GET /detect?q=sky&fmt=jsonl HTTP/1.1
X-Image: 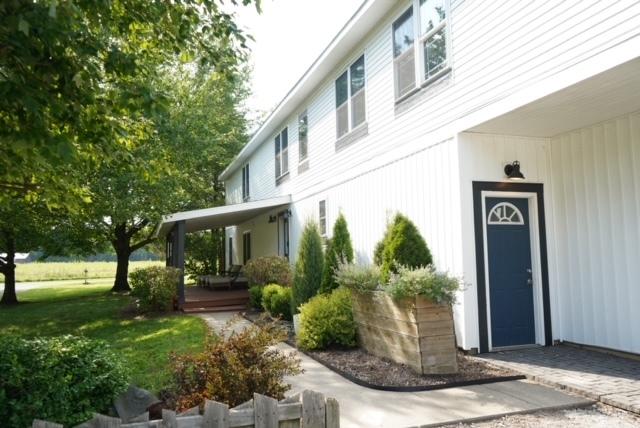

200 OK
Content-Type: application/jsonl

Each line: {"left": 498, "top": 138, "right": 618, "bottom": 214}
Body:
{"left": 231, "top": 0, "right": 364, "bottom": 125}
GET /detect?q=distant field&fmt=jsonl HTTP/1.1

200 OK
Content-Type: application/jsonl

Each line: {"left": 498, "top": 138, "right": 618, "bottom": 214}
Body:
{"left": 10, "top": 261, "right": 164, "bottom": 282}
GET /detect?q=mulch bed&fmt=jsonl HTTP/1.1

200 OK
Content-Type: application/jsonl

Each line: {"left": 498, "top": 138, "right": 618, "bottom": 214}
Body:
{"left": 306, "top": 348, "right": 521, "bottom": 389}
{"left": 243, "top": 311, "right": 521, "bottom": 390}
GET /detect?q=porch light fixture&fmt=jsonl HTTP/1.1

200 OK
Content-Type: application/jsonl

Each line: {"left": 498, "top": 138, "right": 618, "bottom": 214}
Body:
{"left": 504, "top": 161, "right": 525, "bottom": 180}
{"left": 268, "top": 215, "right": 277, "bottom": 223}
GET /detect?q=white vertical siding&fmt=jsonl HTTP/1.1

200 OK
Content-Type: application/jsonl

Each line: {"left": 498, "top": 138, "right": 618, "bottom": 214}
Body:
{"left": 288, "top": 138, "right": 467, "bottom": 347}
{"left": 549, "top": 111, "right": 640, "bottom": 354}
{"left": 457, "top": 132, "right": 553, "bottom": 351}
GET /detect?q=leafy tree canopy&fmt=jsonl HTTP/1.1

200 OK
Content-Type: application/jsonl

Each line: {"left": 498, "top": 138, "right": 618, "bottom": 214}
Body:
{"left": 0, "top": 0, "right": 258, "bottom": 206}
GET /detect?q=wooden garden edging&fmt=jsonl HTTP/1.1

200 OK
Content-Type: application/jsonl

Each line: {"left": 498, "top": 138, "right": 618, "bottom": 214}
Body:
{"left": 33, "top": 390, "right": 339, "bottom": 428}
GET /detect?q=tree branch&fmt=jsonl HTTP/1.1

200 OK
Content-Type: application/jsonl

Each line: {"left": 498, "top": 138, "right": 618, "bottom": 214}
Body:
{"left": 130, "top": 236, "right": 155, "bottom": 252}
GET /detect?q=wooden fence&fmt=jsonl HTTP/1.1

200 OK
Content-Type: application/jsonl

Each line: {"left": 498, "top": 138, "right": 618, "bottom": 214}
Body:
{"left": 33, "top": 390, "right": 339, "bottom": 428}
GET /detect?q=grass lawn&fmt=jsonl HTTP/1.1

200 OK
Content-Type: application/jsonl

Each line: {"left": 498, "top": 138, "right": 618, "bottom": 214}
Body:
{"left": 0, "top": 282, "right": 209, "bottom": 392}
{"left": 8, "top": 261, "right": 164, "bottom": 282}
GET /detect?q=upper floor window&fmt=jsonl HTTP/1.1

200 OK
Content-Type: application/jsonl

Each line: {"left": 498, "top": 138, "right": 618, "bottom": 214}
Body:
{"left": 241, "top": 163, "right": 250, "bottom": 201}
{"left": 336, "top": 55, "right": 366, "bottom": 139}
{"left": 393, "top": 0, "right": 449, "bottom": 100}
{"left": 275, "top": 127, "right": 289, "bottom": 180}
{"left": 298, "top": 110, "right": 308, "bottom": 162}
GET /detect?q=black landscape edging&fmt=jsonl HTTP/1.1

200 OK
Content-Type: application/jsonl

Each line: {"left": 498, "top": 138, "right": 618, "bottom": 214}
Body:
{"left": 242, "top": 312, "right": 526, "bottom": 393}
{"left": 300, "top": 348, "right": 526, "bottom": 392}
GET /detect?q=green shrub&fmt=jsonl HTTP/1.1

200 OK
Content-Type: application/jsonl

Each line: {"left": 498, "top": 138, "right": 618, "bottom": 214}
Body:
{"left": 373, "top": 219, "right": 393, "bottom": 266}
{"left": 249, "top": 285, "right": 264, "bottom": 310}
{"left": 297, "top": 288, "right": 357, "bottom": 350}
{"left": 334, "top": 262, "right": 381, "bottom": 293}
{"left": 262, "top": 284, "right": 292, "bottom": 320}
{"left": 381, "top": 213, "right": 433, "bottom": 281}
{"left": 244, "top": 256, "right": 292, "bottom": 286}
{"left": 0, "top": 335, "right": 129, "bottom": 427}
{"left": 386, "top": 265, "right": 460, "bottom": 304}
{"left": 171, "top": 320, "right": 301, "bottom": 410}
{"left": 291, "top": 221, "right": 324, "bottom": 314}
{"left": 130, "top": 266, "right": 181, "bottom": 312}
{"left": 320, "top": 213, "right": 354, "bottom": 294}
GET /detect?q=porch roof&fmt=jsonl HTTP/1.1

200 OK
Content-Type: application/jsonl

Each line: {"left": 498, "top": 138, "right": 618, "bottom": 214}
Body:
{"left": 156, "top": 195, "right": 291, "bottom": 237}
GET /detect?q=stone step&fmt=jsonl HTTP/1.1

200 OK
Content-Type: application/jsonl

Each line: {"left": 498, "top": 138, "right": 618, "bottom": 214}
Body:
{"left": 182, "top": 304, "right": 248, "bottom": 314}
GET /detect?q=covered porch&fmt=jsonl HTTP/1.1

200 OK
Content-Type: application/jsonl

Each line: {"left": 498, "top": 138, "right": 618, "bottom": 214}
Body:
{"left": 458, "top": 56, "right": 640, "bottom": 354}
{"left": 157, "top": 195, "right": 291, "bottom": 311}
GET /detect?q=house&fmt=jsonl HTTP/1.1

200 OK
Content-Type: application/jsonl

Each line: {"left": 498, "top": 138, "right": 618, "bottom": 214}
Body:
{"left": 159, "top": 0, "right": 640, "bottom": 355}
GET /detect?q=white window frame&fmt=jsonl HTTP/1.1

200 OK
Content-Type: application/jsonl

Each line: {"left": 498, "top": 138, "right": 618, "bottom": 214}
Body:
{"left": 241, "top": 163, "right": 250, "bottom": 201}
{"left": 274, "top": 127, "right": 289, "bottom": 181}
{"left": 242, "top": 230, "right": 251, "bottom": 265}
{"left": 319, "top": 200, "right": 327, "bottom": 237}
{"left": 392, "top": 0, "right": 451, "bottom": 101}
{"left": 298, "top": 110, "right": 308, "bottom": 162}
{"left": 335, "top": 54, "right": 366, "bottom": 139}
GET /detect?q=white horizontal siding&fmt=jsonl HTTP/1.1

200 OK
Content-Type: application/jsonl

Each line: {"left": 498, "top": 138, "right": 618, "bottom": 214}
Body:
{"left": 230, "top": 0, "right": 640, "bottom": 205}
{"left": 549, "top": 111, "right": 640, "bottom": 354}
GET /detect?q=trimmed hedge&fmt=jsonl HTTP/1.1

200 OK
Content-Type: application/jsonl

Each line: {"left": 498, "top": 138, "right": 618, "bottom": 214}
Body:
{"left": 0, "top": 335, "right": 129, "bottom": 427}
{"left": 380, "top": 213, "right": 432, "bottom": 281}
{"left": 291, "top": 221, "right": 324, "bottom": 314}
{"left": 262, "top": 284, "right": 292, "bottom": 320}
{"left": 249, "top": 284, "right": 264, "bottom": 310}
{"left": 244, "top": 256, "right": 292, "bottom": 287}
{"left": 130, "top": 266, "right": 181, "bottom": 312}
{"left": 297, "top": 287, "right": 357, "bottom": 350}
{"left": 320, "top": 213, "right": 354, "bottom": 294}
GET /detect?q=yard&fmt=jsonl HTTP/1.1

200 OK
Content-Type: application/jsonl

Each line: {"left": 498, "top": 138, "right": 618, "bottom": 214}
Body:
{"left": 5, "top": 261, "right": 164, "bottom": 282}
{"left": 0, "top": 282, "right": 208, "bottom": 392}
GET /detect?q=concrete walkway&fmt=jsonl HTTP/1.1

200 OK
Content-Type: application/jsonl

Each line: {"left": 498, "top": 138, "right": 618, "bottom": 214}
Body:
{"left": 479, "top": 345, "right": 640, "bottom": 415}
{"left": 197, "top": 313, "right": 591, "bottom": 428}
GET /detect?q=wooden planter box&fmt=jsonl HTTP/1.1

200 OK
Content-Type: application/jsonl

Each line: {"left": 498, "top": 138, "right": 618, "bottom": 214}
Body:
{"left": 351, "top": 290, "right": 458, "bottom": 374}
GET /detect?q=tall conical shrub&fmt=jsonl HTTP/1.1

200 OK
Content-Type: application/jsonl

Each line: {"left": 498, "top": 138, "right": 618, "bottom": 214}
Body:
{"left": 291, "top": 220, "right": 324, "bottom": 314}
{"left": 381, "top": 213, "right": 432, "bottom": 281}
{"left": 320, "top": 213, "right": 354, "bottom": 293}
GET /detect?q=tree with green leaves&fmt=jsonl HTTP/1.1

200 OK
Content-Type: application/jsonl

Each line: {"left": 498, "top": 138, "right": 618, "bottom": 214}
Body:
{"left": 380, "top": 213, "right": 433, "bottom": 282}
{"left": 0, "top": 0, "right": 257, "bottom": 294}
{"left": 63, "top": 65, "right": 250, "bottom": 292}
{"left": 291, "top": 221, "right": 324, "bottom": 314}
{"left": 0, "top": 0, "right": 259, "bottom": 207}
{"left": 320, "top": 213, "right": 354, "bottom": 293}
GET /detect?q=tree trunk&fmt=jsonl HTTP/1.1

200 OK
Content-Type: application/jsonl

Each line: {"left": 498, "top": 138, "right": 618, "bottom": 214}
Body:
{"left": 1, "top": 233, "right": 18, "bottom": 305}
{"left": 111, "top": 224, "right": 131, "bottom": 292}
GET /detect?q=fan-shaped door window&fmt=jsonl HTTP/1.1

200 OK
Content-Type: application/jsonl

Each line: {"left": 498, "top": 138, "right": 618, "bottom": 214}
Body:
{"left": 487, "top": 202, "right": 524, "bottom": 225}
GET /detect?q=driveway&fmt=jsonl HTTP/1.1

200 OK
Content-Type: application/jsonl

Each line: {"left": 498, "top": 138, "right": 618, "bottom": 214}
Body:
{"left": 478, "top": 345, "right": 640, "bottom": 415}
{"left": 198, "top": 313, "right": 591, "bottom": 428}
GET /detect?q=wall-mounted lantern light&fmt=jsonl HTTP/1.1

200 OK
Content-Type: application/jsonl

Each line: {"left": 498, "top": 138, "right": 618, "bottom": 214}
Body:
{"left": 504, "top": 160, "right": 525, "bottom": 180}
{"left": 268, "top": 215, "right": 277, "bottom": 223}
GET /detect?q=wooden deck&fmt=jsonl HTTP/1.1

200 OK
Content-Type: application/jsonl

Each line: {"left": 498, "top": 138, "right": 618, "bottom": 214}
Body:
{"left": 183, "top": 286, "right": 250, "bottom": 313}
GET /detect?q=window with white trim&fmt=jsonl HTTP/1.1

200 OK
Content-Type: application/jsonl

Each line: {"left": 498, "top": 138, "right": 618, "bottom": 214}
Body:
{"left": 487, "top": 203, "right": 524, "bottom": 225}
{"left": 298, "top": 110, "right": 308, "bottom": 162}
{"left": 319, "top": 200, "right": 327, "bottom": 237}
{"left": 335, "top": 55, "right": 366, "bottom": 139}
{"left": 393, "top": 0, "right": 449, "bottom": 100}
{"left": 274, "top": 127, "right": 289, "bottom": 180}
{"left": 243, "top": 231, "right": 251, "bottom": 264}
{"left": 241, "top": 163, "right": 250, "bottom": 201}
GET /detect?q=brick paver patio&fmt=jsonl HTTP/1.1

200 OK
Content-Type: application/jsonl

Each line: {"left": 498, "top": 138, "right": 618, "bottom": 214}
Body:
{"left": 478, "top": 345, "right": 640, "bottom": 414}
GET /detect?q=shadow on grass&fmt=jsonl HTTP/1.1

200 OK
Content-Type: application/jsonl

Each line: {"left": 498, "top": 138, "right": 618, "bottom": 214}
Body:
{"left": 0, "top": 284, "right": 208, "bottom": 392}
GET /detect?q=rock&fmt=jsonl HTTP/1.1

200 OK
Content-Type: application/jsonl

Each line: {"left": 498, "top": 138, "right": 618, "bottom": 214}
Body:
{"left": 114, "top": 385, "right": 162, "bottom": 423}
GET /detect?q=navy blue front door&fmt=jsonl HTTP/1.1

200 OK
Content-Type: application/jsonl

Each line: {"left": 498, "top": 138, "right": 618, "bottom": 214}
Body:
{"left": 486, "top": 197, "right": 535, "bottom": 348}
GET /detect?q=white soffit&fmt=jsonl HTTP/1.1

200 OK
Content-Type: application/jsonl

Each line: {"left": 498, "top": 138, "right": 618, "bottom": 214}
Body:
{"left": 156, "top": 195, "right": 292, "bottom": 237}
{"left": 468, "top": 57, "right": 640, "bottom": 137}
